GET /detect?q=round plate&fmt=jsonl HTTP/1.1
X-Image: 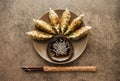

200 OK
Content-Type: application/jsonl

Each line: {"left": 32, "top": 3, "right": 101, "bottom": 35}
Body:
{"left": 33, "top": 9, "right": 88, "bottom": 64}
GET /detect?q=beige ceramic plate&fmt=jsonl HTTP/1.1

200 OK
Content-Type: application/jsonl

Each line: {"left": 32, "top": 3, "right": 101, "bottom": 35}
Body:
{"left": 33, "top": 10, "right": 88, "bottom": 64}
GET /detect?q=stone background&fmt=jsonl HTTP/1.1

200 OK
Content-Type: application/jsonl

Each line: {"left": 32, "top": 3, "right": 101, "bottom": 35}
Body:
{"left": 0, "top": 0, "right": 119, "bottom": 81}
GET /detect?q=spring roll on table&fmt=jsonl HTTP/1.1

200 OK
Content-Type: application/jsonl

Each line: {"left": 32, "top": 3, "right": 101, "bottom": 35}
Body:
{"left": 49, "top": 8, "right": 60, "bottom": 33}
{"left": 60, "top": 8, "right": 71, "bottom": 34}
{"left": 26, "top": 30, "right": 53, "bottom": 40}
{"left": 33, "top": 19, "right": 56, "bottom": 34}
{"left": 64, "top": 14, "right": 84, "bottom": 35}
{"left": 66, "top": 26, "right": 92, "bottom": 40}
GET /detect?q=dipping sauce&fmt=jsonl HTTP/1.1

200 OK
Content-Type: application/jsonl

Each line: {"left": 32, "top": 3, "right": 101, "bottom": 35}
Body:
{"left": 47, "top": 35, "right": 73, "bottom": 62}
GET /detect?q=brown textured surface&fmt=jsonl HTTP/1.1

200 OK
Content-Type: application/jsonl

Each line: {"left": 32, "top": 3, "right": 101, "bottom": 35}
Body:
{"left": 0, "top": 0, "right": 119, "bottom": 81}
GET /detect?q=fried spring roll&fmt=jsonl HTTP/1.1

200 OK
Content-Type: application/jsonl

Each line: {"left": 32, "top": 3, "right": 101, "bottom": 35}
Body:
{"left": 60, "top": 8, "right": 71, "bottom": 34}
{"left": 66, "top": 26, "right": 92, "bottom": 40}
{"left": 33, "top": 19, "right": 55, "bottom": 34}
{"left": 26, "top": 30, "right": 53, "bottom": 40}
{"left": 64, "top": 14, "right": 84, "bottom": 35}
{"left": 49, "top": 8, "right": 60, "bottom": 33}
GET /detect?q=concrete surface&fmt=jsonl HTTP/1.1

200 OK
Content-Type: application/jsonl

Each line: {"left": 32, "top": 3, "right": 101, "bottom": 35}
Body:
{"left": 0, "top": 0, "right": 119, "bottom": 81}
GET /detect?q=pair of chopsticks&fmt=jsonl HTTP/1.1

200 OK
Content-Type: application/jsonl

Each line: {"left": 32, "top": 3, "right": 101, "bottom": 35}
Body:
{"left": 22, "top": 66, "right": 96, "bottom": 72}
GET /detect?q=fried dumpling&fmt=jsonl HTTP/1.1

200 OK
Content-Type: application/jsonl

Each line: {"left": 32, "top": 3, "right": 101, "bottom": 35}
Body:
{"left": 33, "top": 19, "right": 56, "bottom": 34}
{"left": 49, "top": 8, "right": 59, "bottom": 26}
{"left": 60, "top": 8, "right": 71, "bottom": 34}
{"left": 64, "top": 14, "right": 84, "bottom": 35}
{"left": 26, "top": 30, "right": 53, "bottom": 40}
{"left": 66, "top": 26, "right": 92, "bottom": 40}
{"left": 53, "top": 24, "right": 60, "bottom": 34}
{"left": 49, "top": 8, "right": 60, "bottom": 33}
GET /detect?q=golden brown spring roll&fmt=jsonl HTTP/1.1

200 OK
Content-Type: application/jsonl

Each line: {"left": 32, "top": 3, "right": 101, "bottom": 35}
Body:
{"left": 26, "top": 30, "right": 53, "bottom": 40}
{"left": 49, "top": 8, "right": 60, "bottom": 33}
{"left": 60, "top": 8, "right": 71, "bottom": 34}
{"left": 66, "top": 26, "right": 92, "bottom": 40}
{"left": 33, "top": 19, "right": 56, "bottom": 34}
{"left": 64, "top": 14, "right": 84, "bottom": 35}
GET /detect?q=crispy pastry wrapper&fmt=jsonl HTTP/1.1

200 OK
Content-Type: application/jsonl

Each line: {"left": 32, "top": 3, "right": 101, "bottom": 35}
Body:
{"left": 52, "top": 24, "right": 60, "bottom": 34}
{"left": 26, "top": 30, "right": 53, "bottom": 40}
{"left": 64, "top": 14, "right": 84, "bottom": 35}
{"left": 49, "top": 8, "right": 60, "bottom": 33}
{"left": 49, "top": 8, "right": 59, "bottom": 26}
{"left": 66, "top": 26, "right": 92, "bottom": 40}
{"left": 33, "top": 19, "right": 56, "bottom": 34}
{"left": 60, "top": 8, "right": 71, "bottom": 34}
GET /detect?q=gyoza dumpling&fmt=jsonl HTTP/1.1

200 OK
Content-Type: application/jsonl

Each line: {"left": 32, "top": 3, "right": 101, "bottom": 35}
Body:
{"left": 66, "top": 26, "right": 92, "bottom": 40}
{"left": 33, "top": 19, "right": 56, "bottom": 34}
{"left": 60, "top": 8, "right": 71, "bottom": 34}
{"left": 64, "top": 14, "right": 84, "bottom": 35}
{"left": 49, "top": 8, "right": 60, "bottom": 33}
{"left": 26, "top": 30, "right": 53, "bottom": 40}
{"left": 49, "top": 8, "right": 59, "bottom": 26}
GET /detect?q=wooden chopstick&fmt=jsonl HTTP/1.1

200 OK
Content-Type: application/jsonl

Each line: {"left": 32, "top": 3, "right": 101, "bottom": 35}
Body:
{"left": 22, "top": 66, "right": 96, "bottom": 72}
